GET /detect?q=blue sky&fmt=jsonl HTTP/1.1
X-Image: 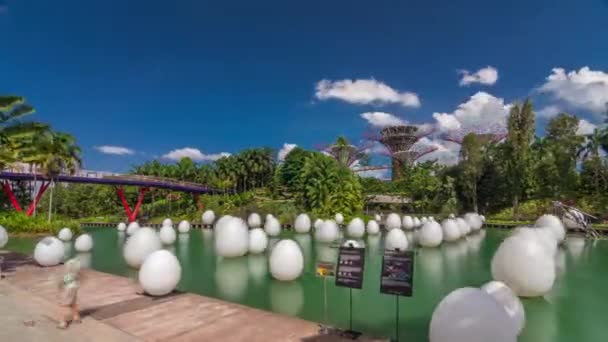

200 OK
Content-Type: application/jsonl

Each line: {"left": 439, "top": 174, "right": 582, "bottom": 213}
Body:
{"left": 2, "top": 0, "right": 608, "bottom": 173}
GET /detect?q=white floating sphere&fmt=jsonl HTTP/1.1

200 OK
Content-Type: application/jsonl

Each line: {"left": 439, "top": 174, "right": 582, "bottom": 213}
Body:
{"left": 366, "top": 220, "right": 380, "bottom": 235}
{"left": 429, "top": 287, "right": 517, "bottom": 342}
{"left": 535, "top": 214, "right": 565, "bottom": 243}
{"left": 491, "top": 235, "right": 556, "bottom": 297}
{"left": 123, "top": 227, "right": 162, "bottom": 268}
{"left": 455, "top": 218, "right": 470, "bottom": 237}
{"left": 315, "top": 220, "right": 339, "bottom": 243}
{"left": 294, "top": 214, "right": 311, "bottom": 233}
{"left": 441, "top": 219, "right": 461, "bottom": 242}
{"left": 58, "top": 227, "right": 73, "bottom": 241}
{"left": 405, "top": 231, "right": 417, "bottom": 245}
{"left": 313, "top": 218, "right": 324, "bottom": 230}
{"left": 386, "top": 213, "right": 402, "bottom": 230}
{"left": 264, "top": 216, "right": 281, "bottom": 237}
{"left": 347, "top": 218, "right": 365, "bottom": 238}
{"left": 512, "top": 227, "right": 557, "bottom": 256}
{"left": 202, "top": 210, "right": 216, "bottom": 225}
{"left": 413, "top": 217, "right": 421, "bottom": 227}
{"left": 421, "top": 217, "right": 428, "bottom": 223}
{"left": 374, "top": 214, "right": 381, "bottom": 221}
{"left": 74, "top": 234, "right": 93, "bottom": 252}
{"left": 269, "top": 239, "right": 304, "bottom": 281}
{"left": 419, "top": 221, "right": 444, "bottom": 247}
{"left": 159, "top": 225, "right": 177, "bottom": 245}
{"left": 385, "top": 229, "right": 409, "bottom": 251}
{"left": 215, "top": 216, "right": 249, "bottom": 258}
{"left": 126, "top": 221, "right": 140, "bottom": 235}
{"left": 342, "top": 239, "right": 361, "bottom": 248}
{"left": 162, "top": 218, "right": 173, "bottom": 227}
{"left": 177, "top": 220, "right": 191, "bottom": 233}
{"left": 0, "top": 225, "right": 8, "bottom": 248}
{"left": 266, "top": 214, "right": 274, "bottom": 221}
{"left": 248, "top": 213, "right": 262, "bottom": 228}
{"left": 482, "top": 281, "right": 526, "bottom": 335}
{"left": 138, "top": 250, "right": 182, "bottom": 296}
{"left": 480, "top": 215, "right": 486, "bottom": 222}
{"left": 248, "top": 228, "right": 268, "bottom": 254}
{"left": 117, "top": 222, "right": 127, "bottom": 231}
{"left": 402, "top": 216, "right": 414, "bottom": 230}
{"left": 335, "top": 213, "right": 344, "bottom": 225}
{"left": 464, "top": 213, "right": 483, "bottom": 231}
{"left": 34, "top": 236, "right": 64, "bottom": 266}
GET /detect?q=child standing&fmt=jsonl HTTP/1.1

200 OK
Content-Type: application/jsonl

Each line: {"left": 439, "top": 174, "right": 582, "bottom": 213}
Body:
{"left": 56, "top": 258, "right": 82, "bottom": 329}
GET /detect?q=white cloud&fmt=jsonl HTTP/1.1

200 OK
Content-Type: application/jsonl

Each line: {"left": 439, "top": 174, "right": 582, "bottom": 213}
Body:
{"left": 315, "top": 79, "right": 421, "bottom": 107}
{"left": 459, "top": 66, "right": 499, "bottom": 86}
{"left": 95, "top": 145, "right": 135, "bottom": 155}
{"left": 539, "top": 67, "right": 608, "bottom": 114}
{"left": 278, "top": 143, "right": 297, "bottom": 161}
{"left": 577, "top": 119, "right": 597, "bottom": 136}
{"left": 537, "top": 105, "right": 562, "bottom": 119}
{"left": 416, "top": 137, "right": 461, "bottom": 166}
{"left": 361, "top": 112, "right": 407, "bottom": 127}
{"left": 432, "top": 92, "right": 511, "bottom": 133}
{"left": 162, "top": 147, "right": 230, "bottom": 162}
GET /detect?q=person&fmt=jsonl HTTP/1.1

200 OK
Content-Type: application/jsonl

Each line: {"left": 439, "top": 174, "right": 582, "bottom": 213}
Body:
{"left": 56, "top": 258, "right": 83, "bottom": 329}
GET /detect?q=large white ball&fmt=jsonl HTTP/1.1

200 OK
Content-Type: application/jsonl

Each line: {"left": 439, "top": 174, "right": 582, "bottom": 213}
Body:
{"left": 264, "top": 216, "right": 281, "bottom": 237}
{"left": 126, "top": 222, "right": 140, "bottom": 235}
{"left": 386, "top": 213, "right": 401, "bottom": 230}
{"left": 123, "top": 227, "right": 162, "bottom": 268}
{"left": 294, "top": 214, "right": 311, "bottom": 233}
{"left": 34, "top": 236, "right": 64, "bottom": 266}
{"left": 402, "top": 216, "right": 414, "bottom": 230}
{"left": 413, "top": 217, "right": 421, "bottom": 227}
{"left": 248, "top": 228, "right": 268, "bottom": 254}
{"left": 117, "top": 222, "right": 127, "bottom": 231}
{"left": 159, "top": 225, "right": 177, "bottom": 245}
{"left": 269, "top": 239, "right": 304, "bottom": 281}
{"left": 421, "top": 217, "right": 428, "bottom": 223}
{"left": 162, "top": 218, "right": 173, "bottom": 227}
{"left": 202, "top": 210, "right": 215, "bottom": 225}
{"left": 315, "top": 220, "right": 339, "bottom": 243}
{"left": 313, "top": 218, "right": 324, "bottom": 230}
{"left": 248, "top": 213, "right": 262, "bottom": 228}
{"left": 455, "top": 218, "right": 470, "bottom": 237}
{"left": 491, "top": 235, "right": 556, "bottom": 297}
{"left": 419, "top": 221, "right": 443, "bottom": 247}
{"left": 512, "top": 227, "right": 557, "bottom": 256}
{"left": 0, "top": 225, "right": 8, "bottom": 248}
{"left": 441, "top": 219, "right": 461, "bottom": 242}
{"left": 535, "top": 214, "right": 565, "bottom": 242}
{"left": 429, "top": 287, "right": 518, "bottom": 342}
{"left": 385, "top": 229, "right": 408, "bottom": 251}
{"left": 347, "top": 218, "right": 365, "bottom": 238}
{"left": 465, "top": 213, "right": 483, "bottom": 231}
{"left": 74, "top": 234, "right": 93, "bottom": 252}
{"left": 177, "top": 220, "right": 191, "bottom": 233}
{"left": 57, "top": 227, "right": 73, "bottom": 241}
{"left": 335, "top": 213, "right": 344, "bottom": 225}
{"left": 482, "top": 281, "right": 526, "bottom": 335}
{"left": 366, "top": 220, "right": 380, "bottom": 235}
{"left": 215, "top": 216, "right": 249, "bottom": 258}
{"left": 138, "top": 250, "right": 181, "bottom": 296}
{"left": 374, "top": 214, "right": 381, "bottom": 221}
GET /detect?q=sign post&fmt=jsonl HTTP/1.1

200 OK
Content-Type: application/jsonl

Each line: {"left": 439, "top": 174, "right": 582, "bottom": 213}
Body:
{"left": 335, "top": 246, "right": 365, "bottom": 339}
{"left": 380, "top": 249, "right": 414, "bottom": 342}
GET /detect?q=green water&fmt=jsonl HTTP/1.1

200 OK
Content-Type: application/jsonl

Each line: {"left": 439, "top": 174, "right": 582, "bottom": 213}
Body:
{"left": 5, "top": 228, "right": 608, "bottom": 341}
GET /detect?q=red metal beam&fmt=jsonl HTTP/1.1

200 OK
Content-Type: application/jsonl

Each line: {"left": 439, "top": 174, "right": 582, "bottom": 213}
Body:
{"left": 25, "top": 181, "right": 50, "bottom": 216}
{"left": 2, "top": 181, "right": 23, "bottom": 212}
{"left": 129, "top": 188, "right": 149, "bottom": 222}
{"left": 116, "top": 186, "right": 133, "bottom": 220}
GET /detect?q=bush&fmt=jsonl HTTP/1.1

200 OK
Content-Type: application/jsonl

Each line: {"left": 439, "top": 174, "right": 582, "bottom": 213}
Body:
{"left": 0, "top": 212, "right": 81, "bottom": 235}
{"left": 488, "top": 199, "right": 553, "bottom": 221}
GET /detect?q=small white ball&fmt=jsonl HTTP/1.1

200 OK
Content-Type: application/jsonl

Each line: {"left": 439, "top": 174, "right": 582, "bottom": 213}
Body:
{"left": 366, "top": 220, "right": 380, "bottom": 235}
{"left": 385, "top": 229, "right": 408, "bottom": 251}
{"left": 480, "top": 215, "right": 486, "bottom": 222}
{"left": 214, "top": 216, "right": 249, "bottom": 258}
{"left": 419, "top": 221, "right": 443, "bottom": 247}
{"left": 123, "top": 227, "right": 162, "bottom": 268}
{"left": 57, "top": 227, "right": 73, "bottom": 241}
{"left": 374, "top": 214, "right": 381, "bottom": 221}
{"left": 0, "top": 225, "right": 8, "bottom": 248}
{"left": 441, "top": 219, "right": 461, "bottom": 242}
{"left": 177, "top": 220, "right": 191, "bottom": 233}
{"left": 248, "top": 213, "right": 262, "bottom": 228}
{"left": 429, "top": 287, "right": 517, "bottom": 342}
{"left": 294, "top": 214, "right": 311, "bottom": 233}
{"left": 491, "top": 235, "right": 556, "bottom": 297}
{"left": 249, "top": 228, "right": 268, "bottom": 254}
{"left": 335, "top": 213, "right": 344, "bottom": 225}
{"left": 138, "top": 250, "right": 181, "bottom": 296}
{"left": 464, "top": 213, "right": 483, "bottom": 231}
{"left": 315, "top": 220, "right": 339, "bottom": 243}
{"left": 313, "top": 218, "right": 324, "bottom": 230}
{"left": 202, "top": 210, "right": 215, "bottom": 225}
{"left": 269, "top": 239, "right": 304, "bottom": 281}
{"left": 535, "top": 214, "right": 565, "bottom": 242}
{"left": 162, "top": 218, "right": 173, "bottom": 227}
{"left": 34, "top": 236, "right": 64, "bottom": 266}
{"left": 264, "top": 216, "right": 281, "bottom": 237}
{"left": 455, "top": 218, "right": 470, "bottom": 237}
{"left": 74, "top": 234, "right": 93, "bottom": 252}
{"left": 482, "top": 281, "right": 526, "bottom": 335}
{"left": 402, "top": 216, "right": 414, "bottom": 230}
{"left": 266, "top": 214, "right": 274, "bottom": 221}
{"left": 413, "top": 217, "right": 421, "bottom": 227}
{"left": 159, "top": 225, "right": 177, "bottom": 245}
{"left": 386, "top": 213, "right": 402, "bottom": 230}
{"left": 126, "top": 222, "right": 140, "bottom": 235}
{"left": 117, "top": 222, "right": 127, "bottom": 231}
{"left": 421, "top": 217, "right": 428, "bottom": 223}
{"left": 347, "top": 218, "right": 365, "bottom": 238}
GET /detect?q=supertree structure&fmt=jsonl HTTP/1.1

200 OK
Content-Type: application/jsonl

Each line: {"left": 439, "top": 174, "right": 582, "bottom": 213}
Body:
{"left": 317, "top": 136, "right": 371, "bottom": 169}
{"left": 441, "top": 122, "right": 507, "bottom": 145}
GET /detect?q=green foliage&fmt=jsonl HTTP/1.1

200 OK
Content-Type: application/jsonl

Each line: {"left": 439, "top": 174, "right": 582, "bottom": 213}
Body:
{"left": 489, "top": 199, "right": 552, "bottom": 221}
{"left": 0, "top": 212, "right": 80, "bottom": 234}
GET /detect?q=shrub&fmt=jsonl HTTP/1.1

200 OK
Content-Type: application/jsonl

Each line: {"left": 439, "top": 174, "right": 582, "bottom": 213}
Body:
{"left": 0, "top": 212, "right": 81, "bottom": 235}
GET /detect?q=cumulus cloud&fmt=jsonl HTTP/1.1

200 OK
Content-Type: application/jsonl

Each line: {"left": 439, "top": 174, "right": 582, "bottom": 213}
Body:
{"left": 577, "top": 119, "right": 597, "bottom": 136}
{"left": 315, "top": 79, "right": 421, "bottom": 107}
{"left": 162, "top": 147, "right": 230, "bottom": 162}
{"left": 539, "top": 67, "right": 608, "bottom": 115}
{"left": 361, "top": 112, "right": 406, "bottom": 127}
{"left": 95, "top": 145, "right": 135, "bottom": 155}
{"left": 432, "top": 92, "right": 511, "bottom": 133}
{"left": 537, "top": 105, "right": 562, "bottom": 119}
{"left": 459, "top": 66, "right": 499, "bottom": 86}
{"left": 278, "top": 143, "right": 297, "bottom": 161}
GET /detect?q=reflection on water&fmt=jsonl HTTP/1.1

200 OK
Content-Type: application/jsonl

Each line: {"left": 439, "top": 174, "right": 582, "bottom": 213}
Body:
{"left": 366, "top": 235, "right": 381, "bottom": 255}
{"left": 270, "top": 280, "right": 304, "bottom": 317}
{"left": 216, "top": 257, "right": 248, "bottom": 301}
{"left": 63, "top": 241, "right": 73, "bottom": 261}
{"left": 566, "top": 236, "right": 585, "bottom": 260}
{"left": 117, "top": 231, "right": 125, "bottom": 247}
{"left": 294, "top": 234, "right": 312, "bottom": 264}
{"left": 248, "top": 254, "right": 268, "bottom": 285}
{"left": 76, "top": 252, "right": 91, "bottom": 268}
{"left": 315, "top": 243, "right": 338, "bottom": 263}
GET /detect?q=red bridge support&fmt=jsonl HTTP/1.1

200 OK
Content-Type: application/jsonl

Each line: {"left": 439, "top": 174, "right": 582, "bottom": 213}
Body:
{"left": 116, "top": 186, "right": 149, "bottom": 222}
{"left": 2, "top": 180, "right": 50, "bottom": 216}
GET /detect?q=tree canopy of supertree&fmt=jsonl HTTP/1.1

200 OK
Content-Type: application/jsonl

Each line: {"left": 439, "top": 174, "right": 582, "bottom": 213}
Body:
{"left": 441, "top": 122, "right": 507, "bottom": 145}
{"left": 317, "top": 136, "right": 371, "bottom": 169}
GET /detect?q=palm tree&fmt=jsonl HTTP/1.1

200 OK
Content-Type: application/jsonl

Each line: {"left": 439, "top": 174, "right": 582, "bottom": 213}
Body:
{"left": 0, "top": 95, "right": 40, "bottom": 170}
{"left": 578, "top": 128, "right": 606, "bottom": 160}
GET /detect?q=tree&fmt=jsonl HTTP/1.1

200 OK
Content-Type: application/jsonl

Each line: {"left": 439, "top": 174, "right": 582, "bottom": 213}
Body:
{"left": 0, "top": 95, "right": 45, "bottom": 170}
{"left": 544, "top": 113, "right": 584, "bottom": 197}
{"left": 458, "top": 133, "right": 484, "bottom": 212}
{"left": 578, "top": 128, "right": 605, "bottom": 160}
